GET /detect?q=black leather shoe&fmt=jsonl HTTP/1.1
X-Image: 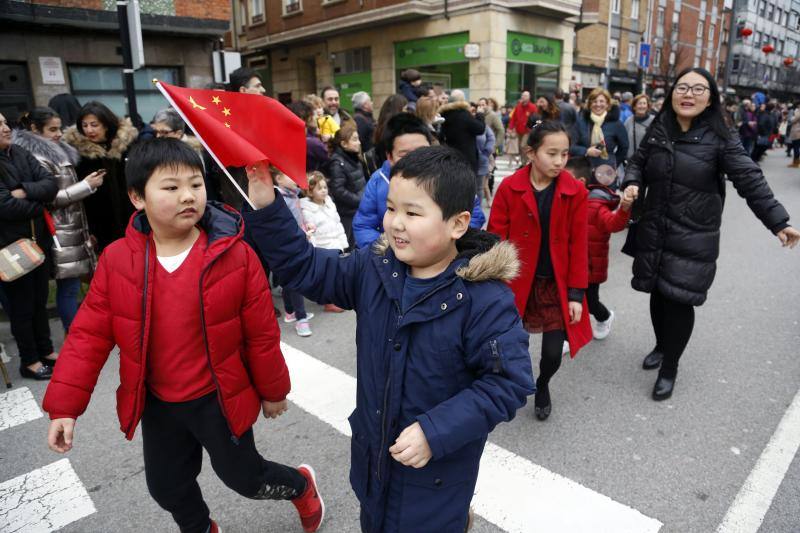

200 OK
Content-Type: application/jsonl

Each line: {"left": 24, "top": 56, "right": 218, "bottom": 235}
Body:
{"left": 642, "top": 350, "right": 664, "bottom": 370}
{"left": 534, "top": 383, "right": 551, "bottom": 420}
{"left": 652, "top": 375, "right": 675, "bottom": 401}
{"left": 534, "top": 404, "right": 552, "bottom": 420}
{"left": 20, "top": 365, "right": 53, "bottom": 380}
{"left": 40, "top": 356, "right": 58, "bottom": 368}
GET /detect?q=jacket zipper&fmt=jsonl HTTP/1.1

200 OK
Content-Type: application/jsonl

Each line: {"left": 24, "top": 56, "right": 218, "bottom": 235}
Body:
{"left": 490, "top": 340, "right": 503, "bottom": 374}
{"left": 127, "top": 240, "right": 151, "bottom": 437}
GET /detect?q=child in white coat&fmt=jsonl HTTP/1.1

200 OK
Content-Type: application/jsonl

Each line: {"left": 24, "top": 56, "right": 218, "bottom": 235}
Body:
{"left": 300, "top": 172, "right": 349, "bottom": 313}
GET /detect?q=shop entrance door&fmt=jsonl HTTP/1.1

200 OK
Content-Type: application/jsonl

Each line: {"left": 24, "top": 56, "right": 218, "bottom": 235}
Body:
{"left": 0, "top": 62, "right": 34, "bottom": 123}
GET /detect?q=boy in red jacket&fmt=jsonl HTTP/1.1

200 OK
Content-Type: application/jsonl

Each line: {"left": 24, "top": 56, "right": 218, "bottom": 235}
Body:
{"left": 42, "top": 139, "right": 323, "bottom": 533}
{"left": 586, "top": 178, "right": 635, "bottom": 340}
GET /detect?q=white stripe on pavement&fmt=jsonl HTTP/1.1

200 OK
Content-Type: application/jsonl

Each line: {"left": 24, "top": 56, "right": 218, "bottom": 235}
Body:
{"left": 0, "top": 458, "right": 96, "bottom": 533}
{"left": 716, "top": 387, "right": 800, "bottom": 533}
{"left": 0, "top": 388, "right": 43, "bottom": 432}
{"left": 281, "top": 342, "right": 663, "bottom": 533}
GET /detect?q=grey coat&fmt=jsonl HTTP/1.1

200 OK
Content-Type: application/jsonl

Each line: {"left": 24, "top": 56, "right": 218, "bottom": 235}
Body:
{"left": 13, "top": 129, "right": 96, "bottom": 279}
{"left": 624, "top": 114, "right": 655, "bottom": 159}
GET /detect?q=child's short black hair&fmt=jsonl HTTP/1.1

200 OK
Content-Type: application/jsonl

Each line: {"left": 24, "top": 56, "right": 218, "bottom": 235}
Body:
{"left": 382, "top": 113, "right": 433, "bottom": 155}
{"left": 126, "top": 138, "right": 204, "bottom": 196}
{"left": 390, "top": 145, "right": 475, "bottom": 220}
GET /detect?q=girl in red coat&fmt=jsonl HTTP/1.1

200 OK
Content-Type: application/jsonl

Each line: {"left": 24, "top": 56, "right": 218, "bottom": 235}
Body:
{"left": 489, "top": 121, "right": 592, "bottom": 421}
{"left": 586, "top": 174, "right": 635, "bottom": 339}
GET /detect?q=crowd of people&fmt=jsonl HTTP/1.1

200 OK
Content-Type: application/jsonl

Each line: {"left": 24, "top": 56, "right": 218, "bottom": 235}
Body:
{"left": 0, "top": 63, "right": 798, "bottom": 533}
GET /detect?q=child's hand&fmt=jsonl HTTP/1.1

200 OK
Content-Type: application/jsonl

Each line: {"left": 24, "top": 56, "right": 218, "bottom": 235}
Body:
{"left": 568, "top": 301, "right": 583, "bottom": 324}
{"left": 246, "top": 160, "right": 276, "bottom": 209}
{"left": 620, "top": 188, "right": 635, "bottom": 211}
{"left": 261, "top": 399, "right": 288, "bottom": 419}
{"left": 389, "top": 422, "right": 432, "bottom": 469}
{"left": 48, "top": 418, "right": 76, "bottom": 453}
{"left": 624, "top": 184, "right": 639, "bottom": 200}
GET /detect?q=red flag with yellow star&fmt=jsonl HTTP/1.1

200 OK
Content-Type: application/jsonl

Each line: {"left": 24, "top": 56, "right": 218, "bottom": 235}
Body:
{"left": 156, "top": 81, "right": 307, "bottom": 188}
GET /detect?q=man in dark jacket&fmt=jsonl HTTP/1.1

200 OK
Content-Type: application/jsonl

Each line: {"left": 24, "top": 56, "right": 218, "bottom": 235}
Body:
{"left": 351, "top": 91, "right": 376, "bottom": 153}
{"left": 555, "top": 88, "right": 578, "bottom": 140}
{"left": 438, "top": 90, "right": 487, "bottom": 173}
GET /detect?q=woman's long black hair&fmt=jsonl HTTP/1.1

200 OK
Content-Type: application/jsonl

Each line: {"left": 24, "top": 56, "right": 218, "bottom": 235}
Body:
{"left": 658, "top": 67, "right": 731, "bottom": 140}
{"left": 76, "top": 101, "right": 120, "bottom": 144}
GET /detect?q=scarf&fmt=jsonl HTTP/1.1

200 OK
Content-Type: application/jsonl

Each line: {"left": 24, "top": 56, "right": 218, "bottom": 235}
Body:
{"left": 590, "top": 111, "right": 607, "bottom": 147}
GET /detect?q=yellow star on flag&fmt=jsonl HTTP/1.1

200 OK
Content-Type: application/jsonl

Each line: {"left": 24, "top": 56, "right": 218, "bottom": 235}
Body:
{"left": 188, "top": 96, "right": 206, "bottom": 110}
{"left": 211, "top": 96, "right": 221, "bottom": 105}
{"left": 224, "top": 122, "right": 231, "bottom": 128}
{"left": 222, "top": 107, "right": 232, "bottom": 117}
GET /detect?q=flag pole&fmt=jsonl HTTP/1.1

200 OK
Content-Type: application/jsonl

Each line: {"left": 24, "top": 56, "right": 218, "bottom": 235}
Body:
{"left": 153, "top": 79, "right": 256, "bottom": 210}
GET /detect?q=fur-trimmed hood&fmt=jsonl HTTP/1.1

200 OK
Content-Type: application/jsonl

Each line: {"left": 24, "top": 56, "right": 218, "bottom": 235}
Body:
{"left": 580, "top": 104, "right": 621, "bottom": 124}
{"left": 63, "top": 118, "right": 138, "bottom": 160}
{"left": 12, "top": 129, "right": 79, "bottom": 166}
{"left": 182, "top": 134, "right": 204, "bottom": 153}
{"left": 437, "top": 100, "right": 472, "bottom": 115}
{"left": 371, "top": 228, "right": 519, "bottom": 282}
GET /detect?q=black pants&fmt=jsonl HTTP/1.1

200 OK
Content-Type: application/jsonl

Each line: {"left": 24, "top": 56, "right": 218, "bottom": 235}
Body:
{"left": 586, "top": 283, "right": 611, "bottom": 322}
{"left": 142, "top": 392, "right": 307, "bottom": 533}
{"left": 282, "top": 287, "right": 307, "bottom": 320}
{"left": 535, "top": 330, "right": 566, "bottom": 406}
{"left": 2, "top": 263, "right": 53, "bottom": 367}
{"left": 650, "top": 289, "right": 695, "bottom": 378}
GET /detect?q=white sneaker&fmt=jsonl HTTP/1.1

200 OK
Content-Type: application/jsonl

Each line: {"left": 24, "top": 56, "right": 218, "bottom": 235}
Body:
{"left": 0, "top": 343, "right": 9, "bottom": 364}
{"left": 284, "top": 312, "right": 314, "bottom": 324}
{"left": 592, "top": 310, "right": 615, "bottom": 340}
{"left": 562, "top": 340, "right": 570, "bottom": 357}
{"left": 295, "top": 319, "right": 312, "bottom": 337}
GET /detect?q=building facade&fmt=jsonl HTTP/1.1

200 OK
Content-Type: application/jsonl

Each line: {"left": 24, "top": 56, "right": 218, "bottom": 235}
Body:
{"left": 0, "top": 0, "right": 231, "bottom": 122}
{"left": 725, "top": 0, "right": 800, "bottom": 98}
{"left": 235, "top": 0, "right": 582, "bottom": 110}
{"left": 574, "top": 0, "right": 730, "bottom": 96}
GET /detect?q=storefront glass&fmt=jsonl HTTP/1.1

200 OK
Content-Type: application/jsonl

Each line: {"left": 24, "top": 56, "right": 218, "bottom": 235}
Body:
{"left": 394, "top": 33, "right": 470, "bottom": 98}
{"left": 506, "top": 32, "right": 562, "bottom": 104}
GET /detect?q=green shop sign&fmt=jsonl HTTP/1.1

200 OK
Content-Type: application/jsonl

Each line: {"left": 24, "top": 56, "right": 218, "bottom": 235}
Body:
{"left": 395, "top": 33, "right": 469, "bottom": 68}
{"left": 334, "top": 71, "right": 372, "bottom": 113}
{"left": 507, "top": 32, "right": 561, "bottom": 66}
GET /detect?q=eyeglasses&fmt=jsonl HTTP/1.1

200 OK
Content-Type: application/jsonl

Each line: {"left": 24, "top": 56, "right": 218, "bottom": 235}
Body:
{"left": 675, "top": 83, "right": 710, "bottom": 96}
{"left": 153, "top": 129, "right": 174, "bottom": 137}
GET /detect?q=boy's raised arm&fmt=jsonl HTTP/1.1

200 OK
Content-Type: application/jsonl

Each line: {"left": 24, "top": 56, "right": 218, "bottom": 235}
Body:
{"left": 414, "top": 286, "right": 534, "bottom": 461}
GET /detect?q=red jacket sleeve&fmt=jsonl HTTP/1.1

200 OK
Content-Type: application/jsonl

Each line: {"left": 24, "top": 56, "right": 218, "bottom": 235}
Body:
{"left": 240, "top": 245, "right": 290, "bottom": 402}
{"left": 487, "top": 181, "right": 512, "bottom": 239}
{"left": 595, "top": 203, "right": 631, "bottom": 234}
{"left": 43, "top": 251, "right": 116, "bottom": 420}
{"left": 567, "top": 188, "right": 589, "bottom": 290}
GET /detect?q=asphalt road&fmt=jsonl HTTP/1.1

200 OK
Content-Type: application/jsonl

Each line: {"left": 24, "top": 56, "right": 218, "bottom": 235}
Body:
{"left": 1, "top": 150, "right": 798, "bottom": 533}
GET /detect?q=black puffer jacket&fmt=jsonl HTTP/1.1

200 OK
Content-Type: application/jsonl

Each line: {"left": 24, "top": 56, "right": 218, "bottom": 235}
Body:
{"left": 327, "top": 146, "right": 367, "bottom": 217}
{"left": 622, "top": 115, "right": 790, "bottom": 306}
{"left": 0, "top": 145, "right": 58, "bottom": 249}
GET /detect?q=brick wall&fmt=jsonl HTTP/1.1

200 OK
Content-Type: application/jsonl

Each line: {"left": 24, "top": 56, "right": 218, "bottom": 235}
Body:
{"left": 31, "top": 0, "right": 103, "bottom": 8}
{"left": 30, "top": 0, "right": 230, "bottom": 20}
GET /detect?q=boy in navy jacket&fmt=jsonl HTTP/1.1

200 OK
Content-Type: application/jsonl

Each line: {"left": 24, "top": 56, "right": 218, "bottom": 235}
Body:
{"left": 244, "top": 146, "right": 534, "bottom": 532}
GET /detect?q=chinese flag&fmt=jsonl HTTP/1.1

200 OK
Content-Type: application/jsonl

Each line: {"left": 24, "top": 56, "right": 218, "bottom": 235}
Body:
{"left": 156, "top": 81, "right": 307, "bottom": 188}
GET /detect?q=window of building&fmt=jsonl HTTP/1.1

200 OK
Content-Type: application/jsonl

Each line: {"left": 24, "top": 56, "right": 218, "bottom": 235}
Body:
{"left": 69, "top": 65, "right": 180, "bottom": 123}
{"left": 609, "top": 38, "right": 619, "bottom": 59}
{"left": 755, "top": 31, "right": 762, "bottom": 46}
{"left": 654, "top": 46, "right": 662, "bottom": 68}
{"left": 631, "top": 0, "right": 640, "bottom": 19}
{"left": 249, "top": 0, "right": 264, "bottom": 24}
{"left": 709, "top": 23, "right": 715, "bottom": 44}
{"left": 697, "top": 21, "right": 704, "bottom": 38}
{"left": 705, "top": 59, "right": 711, "bottom": 71}
{"left": 767, "top": 3, "right": 774, "bottom": 18}
{"left": 732, "top": 54, "right": 741, "bottom": 72}
{"left": 611, "top": 0, "right": 621, "bottom": 14}
{"left": 778, "top": 39, "right": 784, "bottom": 53}
{"left": 283, "top": 0, "right": 302, "bottom": 15}
{"left": 628, "top": 42, "right": 638, "bottom": 62}
{"left": 777, "top": 8, "right": 783, "bottom": 22}
{"left": 239, "top": 0, "right": 247, "bottom": 30}
{"left": 758, "top": 0, "right": 766, "bottom": 16}
{"left": 657, "top": 7, "right": 665, "bottom": 37}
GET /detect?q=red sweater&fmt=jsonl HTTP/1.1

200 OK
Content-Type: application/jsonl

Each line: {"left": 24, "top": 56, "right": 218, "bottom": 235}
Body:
{"left": 509, "top": 101, "right": 539, "bottom": 135}
{"left": 147, "top": 231, "right": 216, "bottom": 402}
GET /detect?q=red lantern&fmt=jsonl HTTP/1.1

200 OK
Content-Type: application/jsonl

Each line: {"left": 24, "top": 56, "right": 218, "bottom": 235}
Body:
{"left": 741, "top": 27, "right": 753, "bottom": 37}
{"left": 763, "top": 44, "right": 775, "bottom": 53}
{"left": 784, "top": 57, "right": 794, "bottom": 66}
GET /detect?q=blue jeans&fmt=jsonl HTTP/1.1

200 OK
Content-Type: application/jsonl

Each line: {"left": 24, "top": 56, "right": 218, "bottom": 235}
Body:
{"left": 56, "top": 277, "right": 81, "bottom": 333}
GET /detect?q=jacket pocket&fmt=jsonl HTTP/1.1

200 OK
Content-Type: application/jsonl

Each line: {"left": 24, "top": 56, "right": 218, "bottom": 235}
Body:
{"left": 348, "top": 412, "right": 371, "bottom": 502}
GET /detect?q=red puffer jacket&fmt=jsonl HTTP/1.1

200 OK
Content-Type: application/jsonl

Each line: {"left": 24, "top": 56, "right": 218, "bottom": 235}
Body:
{"left": 587, "top": 185, "right": 630, "bottom": 284}
{"left": 43, "top": 203, "right": 289, "bottom": 440}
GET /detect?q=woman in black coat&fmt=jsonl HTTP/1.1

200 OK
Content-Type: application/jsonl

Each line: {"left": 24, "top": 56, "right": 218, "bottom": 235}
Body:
{"left": 0, "top": 112, "right": 59, "bottom": 380}
{"left": 327, "top": 121, "right": 367, "bottom": 249}
{"left": 623, "top": 68, "right": 799, "bottom": 401}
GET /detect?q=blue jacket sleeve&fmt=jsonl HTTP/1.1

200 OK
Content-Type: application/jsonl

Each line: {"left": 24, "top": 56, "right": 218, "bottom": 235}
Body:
{"left": 470, "top": 195, "right": 486, "bottom": 229}
{"left": 242, "top": 193, "right": 366, "bottom": 310}
{"left": 569, "top": 118, "right": 589, "bottom": 157}
{"left": 352, "top": 177, "right": 382, "bottom": 248}
{"left": 416, "top": 284, "right": 534, "bottom": 460}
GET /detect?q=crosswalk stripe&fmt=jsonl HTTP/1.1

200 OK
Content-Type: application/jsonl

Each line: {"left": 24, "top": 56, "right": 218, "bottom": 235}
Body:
{"left": 281, "top": 342, "right": 663, "bottom": 532}
{"left": 0, "top": 458, "right": 96, "bottom": 533}
{"left": 0, "top": 388, "right": 43, "bottom": 432}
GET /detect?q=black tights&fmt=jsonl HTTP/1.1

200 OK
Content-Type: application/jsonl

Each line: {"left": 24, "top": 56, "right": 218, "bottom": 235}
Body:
{"left": 586, "top": 283, "right": 611, "bottom": 321}
{"left": 535, "top": 330, "right": 566, "bottom": 407}
{"left": 650, "top": 289, "right": 695, "bottom": 378}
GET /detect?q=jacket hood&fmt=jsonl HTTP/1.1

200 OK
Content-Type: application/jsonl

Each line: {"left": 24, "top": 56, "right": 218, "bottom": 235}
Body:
{"left": 63, "top": 118, "right": 138, "bottom": 160}
{"left": 12, "top": 129, "right": 79, "bottom": 166}
{"left": 126, "top": 201, "right": 244, "bottom": 255}
{"left": 371, "top": 229, "right": 519, "bottom": 282}
{"left": 182, "top": 135, "right": 204, "bottom": 153}
{"left": 588, "top": 184, "right": 621, "bottom": 205}
{"left": 438, "top": 101, "right": 471, "bottom": 115}
{"left": 581, "top": 104, "right": 621, "bottom": 124}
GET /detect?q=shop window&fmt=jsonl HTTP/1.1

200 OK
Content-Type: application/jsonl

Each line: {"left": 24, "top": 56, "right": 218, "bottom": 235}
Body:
{"left": 250, "top": 0, "right": 264, "bottom": 24}
{"left": 505, "top": 63, "right": 559, "bottom": 105}
{"left": 608, "top": 39, "right": 619, "bottom": 59}
{"left": 69, "top": 65, "right": 179, "bottom": 124}
{"left": 631, "top": 0, "right": 639, "bottom": 18}
{"left": 283, "top": 0, "right": 302, "bottom": 15}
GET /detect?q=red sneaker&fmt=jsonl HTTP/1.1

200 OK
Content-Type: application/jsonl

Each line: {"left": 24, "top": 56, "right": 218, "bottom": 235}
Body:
{"left": 209, "top": 519, "right": 222, "bottom": 533}
{"left": 292, "top": 464, "right": 324, "bottom": 532}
